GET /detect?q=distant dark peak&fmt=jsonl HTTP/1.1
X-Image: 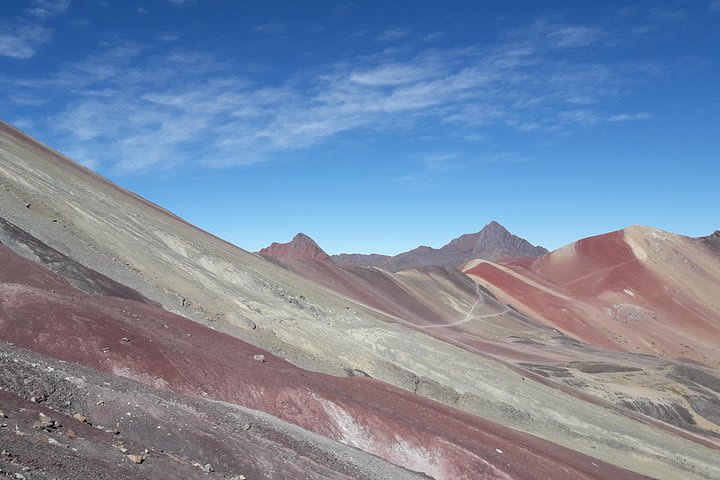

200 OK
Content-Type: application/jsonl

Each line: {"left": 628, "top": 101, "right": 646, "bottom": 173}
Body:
{"left": 472, "top": 221, "right": 548, "bottom": 260}
{"left": 485, "top": 222, "right": 512, "bottom": 236}
{"left": 332, "top": 221, "right": 546, "bottom": 271}
{"left": 700, "top": 230, "right": 720, "bottom": 255}
{"left": 484, "top": 220, "right": 506, "bottom": 231}
{"left": 447, "top": 222, "right": 510, "bottom": 250}
{"left": 478, "top": 221, "right": 511, "bottom": 236}
{"left": 699, "top": 229, "right": 720, "bottom": 241}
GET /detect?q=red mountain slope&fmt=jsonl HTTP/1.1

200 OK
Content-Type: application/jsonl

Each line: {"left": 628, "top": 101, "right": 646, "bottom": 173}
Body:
{"left": 463, "top": 226, "right": 720, "bottom": 367}
{"left": 258, "top": 233, "right": 332, "bottom": 262}
{"left": 257, "top": 234, "right": 498, "bottom": 328}
{"left": 0, "top": 242, "right": 650, "bottom": 480}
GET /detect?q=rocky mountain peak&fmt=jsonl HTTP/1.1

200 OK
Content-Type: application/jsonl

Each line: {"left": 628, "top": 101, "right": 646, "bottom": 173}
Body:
{"left": 291, "top": 232, "right": 317, "bottom": 245}
{"left": 700, "top": 229, "right": 720, "bottom": 255}
{"left": 483, "top": 220, "right": 505, "bottom": 231}
{"left": 258, "top": 233, "right": 332, "bottom": 262}
{"left": 332, "top": 221, "right": 547, "bottom": 271}
{"left": 471, "top": 221, "right": 548, "bottom": 260}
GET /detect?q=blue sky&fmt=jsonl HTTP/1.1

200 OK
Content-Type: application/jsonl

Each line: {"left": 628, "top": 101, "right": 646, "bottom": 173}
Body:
{"left": 1, "top": 0, "right": 719, "bottom": 254}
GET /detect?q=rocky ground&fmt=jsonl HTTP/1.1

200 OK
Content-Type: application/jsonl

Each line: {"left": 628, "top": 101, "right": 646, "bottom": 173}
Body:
{"left": 0, "top": 232, "right": 660, "bottom": 480}
{"left": 0, "top": 342, "right": 423, "bottom": 480}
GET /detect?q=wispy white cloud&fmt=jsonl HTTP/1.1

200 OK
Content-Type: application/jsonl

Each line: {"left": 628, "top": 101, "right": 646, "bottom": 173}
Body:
{"left": 557, "top": 109, "right": 601, "bottom": 125}
{"left": 0, "top": 24, "right": 52, "bottom": 58}
{"left": 25, "top": 0, "right": 71, "bottom": 19}
{"left": 607, "top": 112, "right": 651, "bottom": 122}
{"left": 710, "top": 1, "right": 720, "bottom": 12}
{"left": 377, "top": 28, "right": 410, "bottom": 41}
{"left": 631, "top": 24, "right": 656, "bottom": 35}
{"left": 2, "top": 17, "right": 655, "bottom": 173}
{"left": 648, "top": 8, "right": 687, "bottom": 22}
{"left": 392, "top": 151, "right": 528, "bottom": 188}
{"left": 158, "top": 33, "right": 180, "bottom": 42}
{"left": 349, "top": 64, "right": 436, "bottom": 86}
{"left": 9, "top": 93, "right": 47, "bottom": 106}
{"left": 507, "top": 18, "right": 608, "bottom": 49}
{"left": 423, "top": 32, "right": 444, "bottom": 42}
{"left": 547, "top": 26, "right": 606, "bottom": 48}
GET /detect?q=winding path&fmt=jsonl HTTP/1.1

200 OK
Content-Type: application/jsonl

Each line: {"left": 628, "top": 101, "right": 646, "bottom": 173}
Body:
{"left": 420, "top": 283, "right": 510, "bottom": 330}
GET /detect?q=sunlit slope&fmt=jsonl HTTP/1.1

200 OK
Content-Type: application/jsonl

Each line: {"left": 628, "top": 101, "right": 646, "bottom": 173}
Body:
{"left": 2, "top": 121, "right": 719, "bottom": 479}
{"left": 262, "top": 229, "right": 720, "bottom": 443}
{"left": 464, "top": 227, "right": 720, "bottom": 367}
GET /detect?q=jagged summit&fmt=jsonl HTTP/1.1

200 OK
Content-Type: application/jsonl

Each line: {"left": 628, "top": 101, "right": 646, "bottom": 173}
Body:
{"left": 332, "top": 221, "right": 548, "bottom": 272}
{"left": 257, "top": 232, "right": 332, "bottom": 262}
{"left": 471, "top": 221, "right": 548, "bottom": 259}
{"left": 700, "top": 229, "right": 720, "bottom": 254}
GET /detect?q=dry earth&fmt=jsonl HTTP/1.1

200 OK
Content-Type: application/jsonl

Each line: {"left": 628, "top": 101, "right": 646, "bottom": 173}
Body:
{"left": 1, "top": 121, "right": 720, "bottom": 479}
{"left": 260, "top": 226, "right": 720, "bottom": 444}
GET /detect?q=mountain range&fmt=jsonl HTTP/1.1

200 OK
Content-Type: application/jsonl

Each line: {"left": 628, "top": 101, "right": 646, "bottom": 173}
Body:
{"left": 332, "top": 220, "right": 548, "bottom": 271}
{"left": 1, "top": 121, "right": 719, "bottom": 480}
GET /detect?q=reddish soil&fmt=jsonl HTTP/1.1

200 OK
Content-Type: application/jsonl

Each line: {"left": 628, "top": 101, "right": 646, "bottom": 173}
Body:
{"left": 255, "top": 234, "right": 458, "bottom": 327}
{"left": 257, "top": 233, "right": 333, "bottom": 262}
{"left": 0, "top": 347, "right": 413, "bottom": 480}
{"left": 465, "top": 229, "right": 720, "bottom": 365}
{"left": 0, "top": 243, "right": 649, "bottom": 480}
{"left": 465, "top": 261, "right": 611, "bottom": 346}
{"left": 347, "top": 265, "right": 452, "bottom": 323}
{"left": 260, "top": 254, "right": 470, "bottom": 327}
{"left": 0, "top": 243, "right": 75, "bottom": 294}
